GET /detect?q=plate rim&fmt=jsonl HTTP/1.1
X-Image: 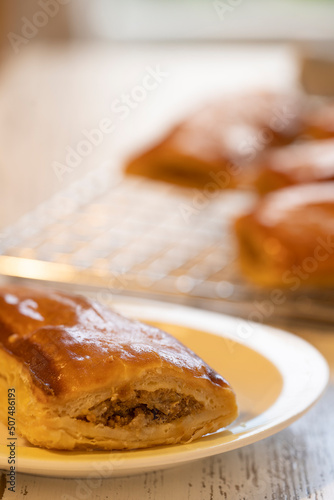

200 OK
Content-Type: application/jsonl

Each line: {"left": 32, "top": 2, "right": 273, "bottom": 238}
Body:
{"left": 0, "top": 297, "right": 329, "bottom": 478}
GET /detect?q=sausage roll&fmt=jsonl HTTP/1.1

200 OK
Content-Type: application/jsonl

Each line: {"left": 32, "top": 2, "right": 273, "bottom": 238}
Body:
{"left": 0, "top": 286, "right": 238, "bottom": 450}
{"left": 303, "top": 102, "right": 334, "bottom": 139}
{"left": 235, "top": 183, "right": 334, "bottom": 288}
{"left": 125, "top": 92, "right": 304, "bottom": 189}
{"left": 255, "top": 139, "right": 334, "bottom": 194}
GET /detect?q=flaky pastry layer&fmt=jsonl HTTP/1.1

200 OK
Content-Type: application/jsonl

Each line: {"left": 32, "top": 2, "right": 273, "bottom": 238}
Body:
{"left": 0, "top": 286, "right": 238, "bottom": 450}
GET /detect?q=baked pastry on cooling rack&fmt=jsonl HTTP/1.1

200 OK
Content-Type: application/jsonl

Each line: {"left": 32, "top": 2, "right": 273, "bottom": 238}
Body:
{"left": 303, "top": 102, "right": 334, "bottom": 139}
{"left": 255, "top": 139, "right": 334, "bottom": 194}
{"left": 0, "top": 286, "right": 238, "bottom": 450}
{"left": 235, "top": 182, "right": 334, "bottom": 288}
{"left": 125, "top": 92, "right": 304, "bottom": 189}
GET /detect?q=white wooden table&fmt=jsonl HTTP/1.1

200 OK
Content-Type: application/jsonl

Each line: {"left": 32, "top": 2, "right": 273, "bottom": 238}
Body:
{"left": 0, "top": 42, "right": 333, "bottom": 499}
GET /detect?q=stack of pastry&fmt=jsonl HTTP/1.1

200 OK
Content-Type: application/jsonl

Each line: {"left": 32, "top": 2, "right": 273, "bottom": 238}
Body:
{"left": 125, "top": 91, "right": 334, "bottom": 289}
{"left": 234, "top": 102, "right": 334, "bottom": 288}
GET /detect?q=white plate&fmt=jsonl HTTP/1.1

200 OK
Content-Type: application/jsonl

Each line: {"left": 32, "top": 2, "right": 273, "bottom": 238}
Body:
{"left": 0, "top": 299, "right": 329, "bottom": 478}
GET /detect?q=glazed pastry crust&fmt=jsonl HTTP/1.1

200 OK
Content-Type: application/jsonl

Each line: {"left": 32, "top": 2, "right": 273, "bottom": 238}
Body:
{"left": 255, "top": 139, "right": 334, "bottom": 194}
{"left": 235, "top": 183, "right": 334, "bottom": 288}
{"left": 125, "top": 93, "right": 304, "bottom": 189}
{"left": 0, "top": 287, "right": 238, "bottom": 450}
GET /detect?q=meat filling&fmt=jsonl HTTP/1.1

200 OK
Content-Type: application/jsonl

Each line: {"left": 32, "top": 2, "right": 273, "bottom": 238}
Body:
{"left": 79, "top": 389, "right": 203, "bottom": 427}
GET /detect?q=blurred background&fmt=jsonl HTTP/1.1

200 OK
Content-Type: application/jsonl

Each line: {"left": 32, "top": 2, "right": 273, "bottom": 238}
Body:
{"left": 0, "top": 0, "right": 333, "bottom": 226}
{"left": 0, "top": 0, "right": 334, "bottom": 324}
{"left": 3, "top": 0, "right": 334, "bottom": 43}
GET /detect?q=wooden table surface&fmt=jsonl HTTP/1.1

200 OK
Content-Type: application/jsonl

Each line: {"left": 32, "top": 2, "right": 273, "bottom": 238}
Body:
{"left": 0, "top": 42, "right": 333, "bottom": 499}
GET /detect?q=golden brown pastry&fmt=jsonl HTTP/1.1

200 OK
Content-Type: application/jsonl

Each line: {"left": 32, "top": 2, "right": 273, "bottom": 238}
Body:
{"left": 303, "top": 102, "right": 334, "bottom": 139}
{"left": 0, "top": 286, "right": 238, "bottom": 450}
{"left": 255, "top": 139, "right": 334, "bottom": 194}
{"left": 235, "top": 182, "right": 334, "bottom": 288}
{"left": 125, "top": 92, "right": 304, "bottom": 189}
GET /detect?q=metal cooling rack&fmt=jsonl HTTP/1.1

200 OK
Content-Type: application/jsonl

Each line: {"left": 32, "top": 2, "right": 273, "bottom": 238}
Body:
{"left": 0, "top": 162, "right": 333, "bottom": 326}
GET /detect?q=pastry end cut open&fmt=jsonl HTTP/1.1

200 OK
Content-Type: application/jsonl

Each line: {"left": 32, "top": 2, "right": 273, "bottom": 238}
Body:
{"left": 0, "top": 286, "right": 238, "bottom": 450}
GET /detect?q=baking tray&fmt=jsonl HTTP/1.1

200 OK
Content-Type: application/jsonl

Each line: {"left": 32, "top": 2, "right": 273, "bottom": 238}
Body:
{"left": 0, "top": 162, "right": 333, "bottom": 326}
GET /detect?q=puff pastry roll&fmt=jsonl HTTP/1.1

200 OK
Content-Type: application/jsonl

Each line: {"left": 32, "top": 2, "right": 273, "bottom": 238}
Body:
{"left": 0, "top": 286, "right": 238, "bottom": 450}
{"left": 125, "top": 93, "right": 304, "bottom": 189}
{"left": 255, "top": 139, "right": 334, "bottom": 194}
{"left": 235, "top": 183, "right": 334, "bottom": 288}
{"left": 303, "top": 102, "right": 334, "bottom": 139}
